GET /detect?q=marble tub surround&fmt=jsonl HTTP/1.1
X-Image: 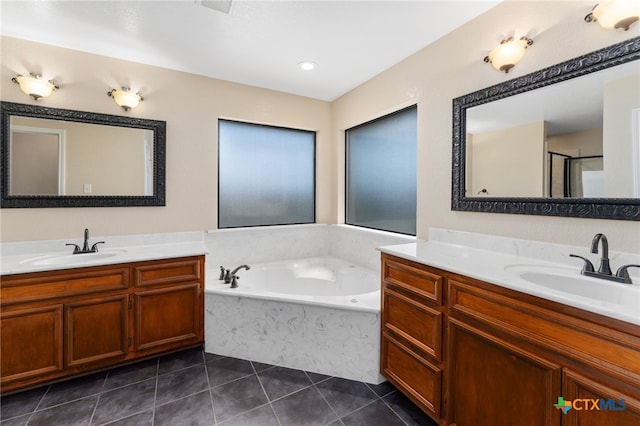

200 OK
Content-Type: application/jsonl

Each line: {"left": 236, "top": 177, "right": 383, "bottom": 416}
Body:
{"left": 328, "top": 224, "right": 415, "bottom": 271}
{"left": 1, "top": 231, "right": 208, "bottom": 275}
{"left": 205, "top": 224, "right": 415, "bottom": 273}
{"left": 205, "top": 224, "right": 330, "bottom": 272}
{"left": 205, "top": 293, "right": 384, "bottom": 384}
{"left": 379, "top": 229, "right": 640, "bottom": 326}
{"left": 204, "top": 224, "right": 412, "bottom": 385}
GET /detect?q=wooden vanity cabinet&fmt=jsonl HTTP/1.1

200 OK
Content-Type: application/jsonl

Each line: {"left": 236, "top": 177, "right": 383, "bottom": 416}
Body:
{"left": 380, "top": 253, "right": 640, "bottom": 426}
{"left": 133, "top": 258, "right": 204, "bottom": 354}
{"left": 447, "top": 276, "right": 640, "bottom": 426}
{"left": 0, "top": 255, "right": 205, "bottom": 394}
{"left": 381, "top": 254, "right": 445, "bottom": 420}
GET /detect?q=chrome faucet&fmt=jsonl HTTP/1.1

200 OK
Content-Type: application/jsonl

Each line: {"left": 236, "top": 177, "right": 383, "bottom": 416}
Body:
{"left": 66, "top": 228, "right": 105, "bottom": 254}
{"left": 570, "top": 233, "right": 639, "bottom": 284}
{"left": 228, "top": 264, "right": 250, "bottom": 288}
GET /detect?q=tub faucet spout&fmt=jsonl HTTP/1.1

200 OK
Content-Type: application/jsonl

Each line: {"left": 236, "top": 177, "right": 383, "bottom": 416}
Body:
{"left": 231, "top": 265, "right": 251, "bottom": 275}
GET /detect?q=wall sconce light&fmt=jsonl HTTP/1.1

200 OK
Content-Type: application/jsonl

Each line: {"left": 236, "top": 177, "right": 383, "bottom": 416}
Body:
{"left": 107, "top": 87, "right": 143, "bottom": 111}
{"left": 11, "top": 73, "right": 59, "bottom": 100}
{"left": 585, "top": 0, "right": 639, "bottom": 31}
{"left": 483, "top": 36, "right": 534, "bottom": 73}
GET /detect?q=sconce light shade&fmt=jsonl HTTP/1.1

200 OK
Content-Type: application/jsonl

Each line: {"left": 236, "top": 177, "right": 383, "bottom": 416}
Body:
{"left": 585, "top": 0, "right": 640, "bottom": 31}
{"left": 12, "top": 73, "right": 59, "bottom": 100}
{"left": 484, "top": 37, "right": 534, "bottom": 73}
{"left": 107, "top": 87, "right": 143, "bottom": 111}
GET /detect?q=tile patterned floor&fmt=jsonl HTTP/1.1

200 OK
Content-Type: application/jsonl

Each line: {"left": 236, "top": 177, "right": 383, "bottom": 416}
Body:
{"left": 0, "top": 347, "right": 437, "bottom": 426}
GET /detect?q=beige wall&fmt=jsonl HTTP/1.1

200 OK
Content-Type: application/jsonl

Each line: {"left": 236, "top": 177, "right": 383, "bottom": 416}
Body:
{"left": 1, "top": 0, "right": 639, "bottom": 254}
{"left": 547, "top": 127, "right": 603, "bottom": 157}
{"left": 603, "top": 74, "right": 640, "bottom": 198}
{"left": 0, "top": 36, "right": 332, "bottom": 241}
{"left": 331, "top": 0, "right": 640, "bottom": 253}
{"left": 468, "top": 121, "right": 545, "bottom": 197}
{"left": 11, "top": 117, "right": 148, "bottom": 195}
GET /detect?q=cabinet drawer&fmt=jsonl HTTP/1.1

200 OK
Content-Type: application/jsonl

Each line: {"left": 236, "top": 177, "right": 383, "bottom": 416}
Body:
{"left": 1, "top": 267, "right": 129, "bottom": 305}
{"left": 382, "top": 333, "right": 441, "bottom": 419}
{"left": 382, "top": 255, "right": 442, "bottom": 304}
{"left": 134, "top": 258, "right": 202, "bottom": 287}
{"left": 382, "top": 287, "right": 442, "bottom": 361}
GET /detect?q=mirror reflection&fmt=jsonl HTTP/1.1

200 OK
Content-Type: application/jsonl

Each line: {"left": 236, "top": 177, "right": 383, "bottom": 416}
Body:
{"left": 1, "top": 101, "right": 166, "bottom": 208}
{"left": 10, "top": 117, "right": 154, "bottom": 197}
{"left": 465, "top": 60, "right": 640, "bottom": 199}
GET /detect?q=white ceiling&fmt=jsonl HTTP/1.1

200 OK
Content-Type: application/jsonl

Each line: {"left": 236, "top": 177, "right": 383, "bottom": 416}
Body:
{"left": 0, "top": 0, "right": 500, "bottom": 101}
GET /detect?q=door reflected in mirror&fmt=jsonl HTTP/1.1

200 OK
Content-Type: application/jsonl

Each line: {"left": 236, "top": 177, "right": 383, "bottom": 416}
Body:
{"left": 10, "top": 117, "right": 154, "bottom": 197}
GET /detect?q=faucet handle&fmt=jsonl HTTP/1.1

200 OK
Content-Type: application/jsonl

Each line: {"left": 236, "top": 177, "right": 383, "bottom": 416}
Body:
{"left": 219, "top": 266, "right": 226, "bottom": 280}
{"left": 570, "top": 254, "right": 595, "bottom": 274}
{"left": 615, "top": 265, "right": 640, "bottom": 284}
{"left": 90, "top": 241, "right": 105, "bottom": 253}
{"left": 230, "top": 275, "right": 240, "bottom": 289}
{"left": 66, "top": 243, "right": 81, "bottom": 254}
{"left": 224, "top": 269, "right": 231, "bottom": 284}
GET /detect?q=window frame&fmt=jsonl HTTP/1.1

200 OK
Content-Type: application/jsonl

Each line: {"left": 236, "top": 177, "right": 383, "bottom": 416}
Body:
{"left": 217, "top": 118, "right": 317, "bottom": 229}
{"left": 344, "top": 105, "right": 417, "bottom": 236}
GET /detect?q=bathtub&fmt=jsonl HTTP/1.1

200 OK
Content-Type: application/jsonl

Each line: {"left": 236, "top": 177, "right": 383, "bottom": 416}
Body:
{"left": 204, "top": 256, "right": 384, "bottom": 384}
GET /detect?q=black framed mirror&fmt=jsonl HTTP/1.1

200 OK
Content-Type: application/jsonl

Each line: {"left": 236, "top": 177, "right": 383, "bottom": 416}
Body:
{"left": 452, "top": 37, "right": 640, "bottom": 221}
{"left": 1, "top": 102, "right": 165, "bottom": 208}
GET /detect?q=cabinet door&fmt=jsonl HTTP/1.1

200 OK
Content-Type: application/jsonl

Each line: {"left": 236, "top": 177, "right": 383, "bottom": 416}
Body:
{"left": 448, "top": 319, "right": 561, "bottom": 426}
{"left": 65, "top": 295, "right": 129, "bottom": 367}
{"left": 562, "top": 370, "right": 640, "bottom": 426}
{"left": 1, "top": 305, "right": 63, "bottom": 384}
{"left": 382, "top": 333, "right": 442, "bottom": 420}
{"left": 134, "top": 283, "right": 202, "bottom": 353}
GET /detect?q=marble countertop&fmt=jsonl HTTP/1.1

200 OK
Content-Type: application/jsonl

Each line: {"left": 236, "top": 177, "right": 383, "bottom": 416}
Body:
{"left": 378, "top": 240, "right": 640, "bottom": 326}
{"left": 1, "top": 233, "right": 208, "bottom": 275}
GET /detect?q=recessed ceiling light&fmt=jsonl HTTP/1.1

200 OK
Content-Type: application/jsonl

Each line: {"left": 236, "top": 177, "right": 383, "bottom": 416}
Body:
{"left": 298, "top": 61, "right": 316, "bottom": 71}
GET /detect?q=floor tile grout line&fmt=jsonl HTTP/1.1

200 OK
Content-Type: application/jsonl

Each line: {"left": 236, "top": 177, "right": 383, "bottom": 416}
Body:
{"left": 87, "top": 391, "right": 101, "bottom": 426}
{"left": 21, "top": 388, "right": 48, "bottom": 426}
{"left": 17, "top": 385, "right": 49, "bottom": 424}
{"left": 215, "top": 401, "right": 275, "bottom": 426}
{"left": 91, "top": 366, "right": 109, "bottom": 424}
{"left": 202, "top": 349, "right": 219, "bottom": 425}
{"left": 379, "top": 395, "right": 413, "bottom": 426}
{"left": 151, "top": 355, "right": 159, "bottom": 426}
{"left": 260, "top": 382, "right": 316, "bottom": 405}
{"left": 334, "top": 394, "right": 382, "bottom": 423}
{"left": 23, "top": 391, "right": 100, "bottom": 414}
{"left": 251, "top": 362, "right": 284, "bottom": 426}
{"left": 311, "top": 381, "right": 342, "bottom": 425}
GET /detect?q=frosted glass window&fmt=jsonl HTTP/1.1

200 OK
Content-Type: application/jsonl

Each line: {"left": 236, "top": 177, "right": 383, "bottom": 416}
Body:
{"left": 346, "top": 106, "right": 417, "bottom": 235}
{"left": 218, "top": 120, "right": 315, "bottom": 228}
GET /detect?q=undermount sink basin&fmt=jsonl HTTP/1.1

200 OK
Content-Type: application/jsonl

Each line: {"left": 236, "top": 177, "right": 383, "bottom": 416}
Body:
{"left": 504, "top": 264, "right": 640, "bottom": 312}
{"left": 20, "top": 249, "right": 127, "bottom": 267}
